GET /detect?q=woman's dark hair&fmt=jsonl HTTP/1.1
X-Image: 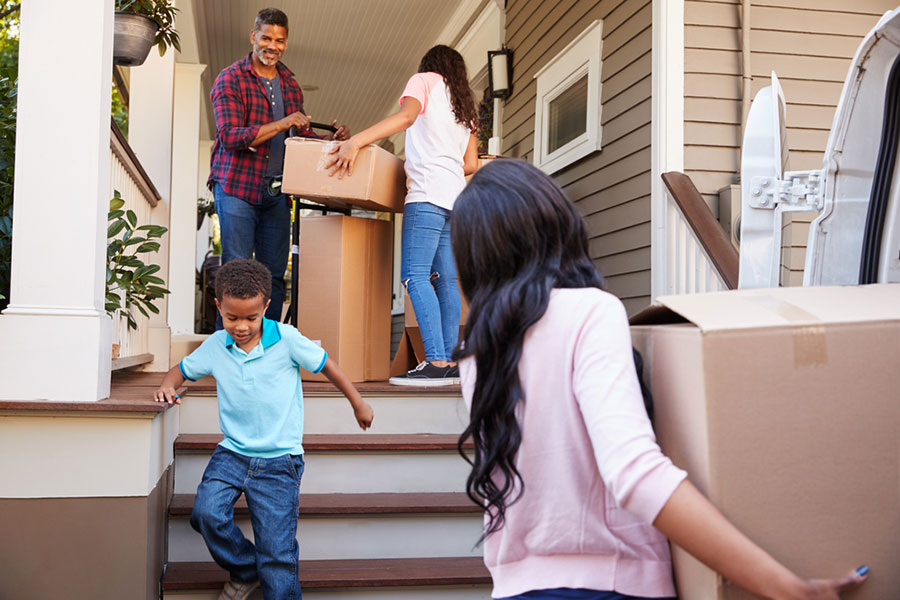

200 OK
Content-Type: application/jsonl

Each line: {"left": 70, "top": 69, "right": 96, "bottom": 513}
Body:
{"left": 418, "top": 45, "right": 477, "bottom": 131}
{"left": 255, "top": 8, "right": 289, "bottom": 33}
{"left": 451, "top": 159, "right": 604, "bottom": 538}
{"left": 215, "top": 258, "right": 272, "bottom": 302}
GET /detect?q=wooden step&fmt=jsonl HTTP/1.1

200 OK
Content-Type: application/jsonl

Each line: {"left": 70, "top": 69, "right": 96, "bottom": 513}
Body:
{"left": 173, "top": 434, "right": 474, "bottom": 495}
{"left": 169, "top": 492, "right": 480, "bottom": 516}
{"left": 175, "top": 433, "right": 473, "bottom": 452}
{"left": 162, "top": 557, "right": 490, "bottom": 591}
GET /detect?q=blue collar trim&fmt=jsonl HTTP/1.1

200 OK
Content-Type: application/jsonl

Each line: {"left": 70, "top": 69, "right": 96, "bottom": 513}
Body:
{"left": 224, "top": 317, "right": 282, "bottom": 349}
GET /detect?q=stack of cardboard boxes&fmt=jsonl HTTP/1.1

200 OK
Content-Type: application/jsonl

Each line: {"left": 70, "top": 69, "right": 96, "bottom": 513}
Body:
{"left": 282, "top": 138, "right": 405, "bottom": 382}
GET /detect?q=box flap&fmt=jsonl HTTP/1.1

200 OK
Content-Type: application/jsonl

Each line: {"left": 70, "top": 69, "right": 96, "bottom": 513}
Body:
{"left": 628, "top": 303, "right": 688, "bottom": 326}
{"left": 656, "top": 283, "right": 900, "bottom": 332}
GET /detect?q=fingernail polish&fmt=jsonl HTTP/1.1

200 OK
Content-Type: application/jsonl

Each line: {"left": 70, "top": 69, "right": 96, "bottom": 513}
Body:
{"left": 856, "top": 565, "right": 869, "bottom": 577}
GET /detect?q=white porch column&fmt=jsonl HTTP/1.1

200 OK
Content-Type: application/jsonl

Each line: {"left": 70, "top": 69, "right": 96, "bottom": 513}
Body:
{"left": 129, "top": 51, "right": 175, "bottom": 369}
{"left": 650, "top": 0, "right": 685, "bottom": 301}
{"left": 0, "top": 0, "right": 114, "bottom": 401}
{"left": 168, "top": 63, "right": 207, "bottom": 335}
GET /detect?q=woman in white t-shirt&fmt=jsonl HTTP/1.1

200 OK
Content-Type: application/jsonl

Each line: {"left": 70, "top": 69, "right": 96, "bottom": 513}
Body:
{"left": 328, "top": 45, "right": 478, "bottom": 386}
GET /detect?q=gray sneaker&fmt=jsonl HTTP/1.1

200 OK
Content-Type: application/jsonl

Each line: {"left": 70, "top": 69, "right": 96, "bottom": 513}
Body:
{"left": 389, "top": 361, "right": 457, "bottom": 387}
{"left": 218, "top": 580, "right": 259, "bottom": 600}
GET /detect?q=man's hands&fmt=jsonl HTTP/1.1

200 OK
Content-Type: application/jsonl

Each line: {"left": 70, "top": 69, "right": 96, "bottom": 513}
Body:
{"left": 281, "top": 114, "right": 350, "bottom": 140}
{"left": 331, "top": 120, "right": 350, "bottom": 141}
{"left": 353, "top": 400, "right": 375, "bottom": 431}
{"left": 281, "top": 111, "right": 311, "bottom": 134}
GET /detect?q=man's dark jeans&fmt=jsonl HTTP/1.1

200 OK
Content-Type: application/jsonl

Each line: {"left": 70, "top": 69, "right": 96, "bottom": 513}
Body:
{"left": 214, "top": 184, "right": 290, "bottom": 327}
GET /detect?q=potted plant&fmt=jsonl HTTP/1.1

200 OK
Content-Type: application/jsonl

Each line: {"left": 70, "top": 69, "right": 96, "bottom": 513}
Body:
{"left": 106, "top": 191, "right": 170, "bottom": 331}
{"left": 114, "top": 0, "right": 180, "bottom": 67}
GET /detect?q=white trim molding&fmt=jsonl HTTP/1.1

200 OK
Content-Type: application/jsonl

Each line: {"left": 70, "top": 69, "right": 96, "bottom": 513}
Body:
{"left": 650, "top": 0, "right": 685, "bottom": 301}
{"left": 533, "top": 20, "right": 603, "bottom": 174}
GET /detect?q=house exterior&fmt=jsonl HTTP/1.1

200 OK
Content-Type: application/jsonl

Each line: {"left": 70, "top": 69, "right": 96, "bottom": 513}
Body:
{"left": 0, "top": 1, "right": 896, "bottom": 598}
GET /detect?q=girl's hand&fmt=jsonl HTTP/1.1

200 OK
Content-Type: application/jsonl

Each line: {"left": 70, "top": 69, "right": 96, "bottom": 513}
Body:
{"left": 793, "top": 567, "right": 868, "bottom": 599}
{"left": 326, "top": 138, "right": 361, "bottom": 179}
{"left": 353, "top": 401, "right": 374, "bottom": 430}
{"left": 154, "top": 387, "right": 180, "bottom": 405}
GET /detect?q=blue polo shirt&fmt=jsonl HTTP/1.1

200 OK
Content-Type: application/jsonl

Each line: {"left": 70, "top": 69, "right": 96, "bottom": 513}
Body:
{"left": 179, "top": 318, "right": 327, "bottom": 458}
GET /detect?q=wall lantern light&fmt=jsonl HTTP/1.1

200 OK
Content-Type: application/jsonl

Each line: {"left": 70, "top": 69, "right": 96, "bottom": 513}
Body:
{"left": 488, "top": 47, "right": 513, "bottom": 99}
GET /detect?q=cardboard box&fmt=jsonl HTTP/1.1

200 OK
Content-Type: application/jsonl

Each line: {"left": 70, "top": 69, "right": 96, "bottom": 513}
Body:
{"left": 297, "top": 215, "right": 392, "bottom": 382}
{"left": 465, "top": 155, "right": 500, "bottom": 181}
{"left": 282, "top": 138, "right": 406, "bottom": 213}
{"left": 629, "top": 284, "right": 900, "bottom": 599}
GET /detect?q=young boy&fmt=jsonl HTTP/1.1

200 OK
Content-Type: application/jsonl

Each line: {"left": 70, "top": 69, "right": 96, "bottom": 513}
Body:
{"left": 155, "top": 258, "right": 374, "bottom": 600}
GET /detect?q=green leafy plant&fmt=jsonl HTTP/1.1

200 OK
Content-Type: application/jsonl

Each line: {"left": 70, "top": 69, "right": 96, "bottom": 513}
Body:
{"left": 106, "top": 191, "right": 170, "bottom": 330}
{"left": 115, "top": 0, "right": 181, "bottom": 57}
{"left": 476, "top": 92, "right": 493, "bottom": 155}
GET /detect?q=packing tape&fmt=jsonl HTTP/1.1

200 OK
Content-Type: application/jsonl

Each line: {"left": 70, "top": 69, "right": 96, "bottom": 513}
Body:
{"left": 744, "top": 296, "right": 828, "bottom": 368}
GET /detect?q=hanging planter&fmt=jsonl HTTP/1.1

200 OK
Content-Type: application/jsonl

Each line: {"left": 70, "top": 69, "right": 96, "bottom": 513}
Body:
{"left": 113, "top": 1, "right": 181, "bottom": 67}
{"left": 113, "top": 12, "right": 159, "bottom": 67}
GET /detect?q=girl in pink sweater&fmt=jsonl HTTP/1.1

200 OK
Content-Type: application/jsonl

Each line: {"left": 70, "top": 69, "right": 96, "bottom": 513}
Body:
{"left": 450, "top": 159, "right": 868, "bottom": 600}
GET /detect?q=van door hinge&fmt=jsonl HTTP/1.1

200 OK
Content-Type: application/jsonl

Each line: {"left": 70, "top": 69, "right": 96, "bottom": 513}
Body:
{"left": 749, "top": 170, "right": 825, "bottom": 212}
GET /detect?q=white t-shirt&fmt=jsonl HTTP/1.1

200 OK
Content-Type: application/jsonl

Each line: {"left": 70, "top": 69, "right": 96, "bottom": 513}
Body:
{"left": 399, "top": 72, "right": 471, "bottom": 211}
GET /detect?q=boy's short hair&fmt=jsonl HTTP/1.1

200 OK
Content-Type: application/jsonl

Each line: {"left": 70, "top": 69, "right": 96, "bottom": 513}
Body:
{"left": 215, "top": 259, "right": 272, "bottom": 302}
{"left": 254, "top": 8, "right": 289, "bottom": 33}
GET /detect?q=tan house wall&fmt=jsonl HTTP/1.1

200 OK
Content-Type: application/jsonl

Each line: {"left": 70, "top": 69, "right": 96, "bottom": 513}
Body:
{"left": 683, "top": 0, "right": 895, "bottom": 285}
{"left": 502, "top": 0, "right": 653, "bottom": 316}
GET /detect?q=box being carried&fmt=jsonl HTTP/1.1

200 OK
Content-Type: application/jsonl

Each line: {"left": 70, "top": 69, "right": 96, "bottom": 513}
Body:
{"left": 297, "top": 215, "right": 393, "bottom": 382}
{"left": 630, "top": 284, "right": 900, "bottom": 600}
{"left": 282, "top": 138, "right": 406, "bottom": 213}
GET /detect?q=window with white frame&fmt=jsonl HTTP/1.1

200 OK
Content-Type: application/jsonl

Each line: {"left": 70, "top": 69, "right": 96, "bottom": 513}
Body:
{"left": 533, "top": 20, "right": 603, "bottom": 174}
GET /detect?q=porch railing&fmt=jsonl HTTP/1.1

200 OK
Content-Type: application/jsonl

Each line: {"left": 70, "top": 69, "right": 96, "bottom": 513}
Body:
{"left": 108, "top": 119, "right": 162, "bottom": 368}
{"left": 661, "top": 172, "right": 738, "bottom": 295}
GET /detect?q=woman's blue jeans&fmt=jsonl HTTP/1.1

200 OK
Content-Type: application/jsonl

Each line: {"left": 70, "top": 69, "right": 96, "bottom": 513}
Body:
{"left": 400, "top": 201, "right": 461, "bottom": 362}
{"left": 190, "top": 446, "right": 304, "bottom": 599}
{"left": 214, "top": 184, "right": 290, "bottom": 326}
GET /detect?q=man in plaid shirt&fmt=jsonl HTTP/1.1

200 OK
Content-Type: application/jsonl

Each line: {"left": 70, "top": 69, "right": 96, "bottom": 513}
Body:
{"left": 208, "top": 7, "right": 350, "bottom": 328}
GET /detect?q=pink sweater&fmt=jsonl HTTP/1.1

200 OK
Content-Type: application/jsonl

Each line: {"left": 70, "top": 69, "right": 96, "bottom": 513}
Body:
{"left": 460, "top": 288, "right": 686, "bottom": 598}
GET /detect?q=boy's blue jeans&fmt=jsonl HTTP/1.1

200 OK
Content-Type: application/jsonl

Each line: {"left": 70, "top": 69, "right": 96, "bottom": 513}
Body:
{"left": 400, "top": 201, "right": 461, "bottom": 362}
{"left": 214, "top": 184, "right": 290, "bottom": 326}
{"left": 191, "top": 446, "right": 304, "bottom": 599}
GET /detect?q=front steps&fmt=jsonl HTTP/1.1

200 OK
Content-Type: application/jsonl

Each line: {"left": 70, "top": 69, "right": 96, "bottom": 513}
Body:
{"left": 163, "top": 557, "right": 489, "bottom": 600}
{"left": 162, "top": 383, "right": 491, "bottom": 599}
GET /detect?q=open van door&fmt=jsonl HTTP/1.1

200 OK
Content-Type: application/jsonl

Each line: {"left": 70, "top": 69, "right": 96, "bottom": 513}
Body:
{"left": 805, "top": 8, "right": 900, "bottom": 285}
{"left": 738, "top": 72, "right": 790, "bottom": 289}
{"left": 738, "top": 7, "right": 900, "bottom": 288}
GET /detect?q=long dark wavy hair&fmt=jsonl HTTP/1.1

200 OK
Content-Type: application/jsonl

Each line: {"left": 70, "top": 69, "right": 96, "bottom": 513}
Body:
{"left": 451, "top": 160, "right": 604, "bottom": 538}
{"left": 418, "top": 45, "right": 477, "bottom": 131}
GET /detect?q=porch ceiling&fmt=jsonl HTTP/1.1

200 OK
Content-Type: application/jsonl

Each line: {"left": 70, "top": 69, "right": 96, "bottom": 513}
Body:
{"left": 185, "top": 0, "right": 474, "bottom": 143}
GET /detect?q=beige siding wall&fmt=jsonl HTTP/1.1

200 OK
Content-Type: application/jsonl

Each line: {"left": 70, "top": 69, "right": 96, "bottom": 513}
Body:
{"left": 502, "top": 0, "right": 653, "bottom": 315}
{"left": 684, "top": 0, "right": 894, "bottom": 284}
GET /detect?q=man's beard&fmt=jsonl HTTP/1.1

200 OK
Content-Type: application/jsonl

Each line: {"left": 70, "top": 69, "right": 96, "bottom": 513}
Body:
{"left": 254, "top": 45, "right": 281, "bottom": 67}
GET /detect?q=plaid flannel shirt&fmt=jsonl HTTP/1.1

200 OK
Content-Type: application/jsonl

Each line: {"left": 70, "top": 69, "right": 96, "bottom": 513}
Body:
{"left": 208, "top": 53, "right": 320, "bottom": 206}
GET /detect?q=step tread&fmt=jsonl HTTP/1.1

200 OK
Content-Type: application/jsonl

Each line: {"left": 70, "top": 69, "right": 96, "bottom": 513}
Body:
{"left": 175, "top": 433, "right": 472, "bottom": 452}
{"left": 151, "top": 373, "right": 461, "bottom": 395}
{"left": 169, "top": 492, "right": 481, "bottom": 516}
{"left": 163, "top": 557, "right": 490, "bottom": 590}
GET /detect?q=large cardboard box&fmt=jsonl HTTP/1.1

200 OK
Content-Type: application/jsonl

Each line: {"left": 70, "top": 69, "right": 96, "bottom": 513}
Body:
{"left": 282, "top": 138, "right": 406, "bottom": 213}
{"left": 630, "top": 284, "right": 900, "bottom": 599}
{"left": 297, "top": 215, "right": 392, "bottom": 382}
